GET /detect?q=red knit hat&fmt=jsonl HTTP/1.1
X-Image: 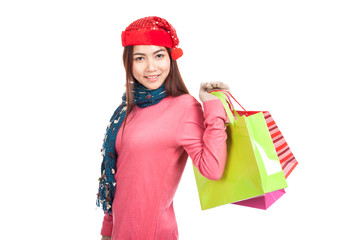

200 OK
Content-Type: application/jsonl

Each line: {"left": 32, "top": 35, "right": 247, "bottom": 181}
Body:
{"left": 121, "top": 16, "right": 183, "bottom": 60}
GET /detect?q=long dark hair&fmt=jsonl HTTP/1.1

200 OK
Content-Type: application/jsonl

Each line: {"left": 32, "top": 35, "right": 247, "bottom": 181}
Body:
{"left": 119, "top": 46, "right": 189, "bottom": 146}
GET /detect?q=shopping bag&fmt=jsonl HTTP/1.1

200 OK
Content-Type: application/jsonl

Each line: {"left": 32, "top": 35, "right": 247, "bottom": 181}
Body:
{"left": 219, "top": 91, "right": 298, "bottom": 178}
{"left": 260, "top": 111, "right": 298, "bottom": 178}
{"left": 209, "top": 90, "right": 297, "bottom": 209}
{"left": 232, "top": 189, "right": 286, "bottom": 209}
{"left": 192, "top": 91, "right": 288, "bottom": 210}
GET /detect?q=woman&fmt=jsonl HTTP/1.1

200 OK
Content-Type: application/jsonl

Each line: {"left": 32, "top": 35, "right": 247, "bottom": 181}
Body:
{"left": 97, "top": 16, "right": 230, "bottom": 240}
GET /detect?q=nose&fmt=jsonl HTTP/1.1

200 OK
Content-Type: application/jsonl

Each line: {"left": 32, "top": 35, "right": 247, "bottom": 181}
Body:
{"left": 146, "top": 59, "right": 156, "bottom": 72}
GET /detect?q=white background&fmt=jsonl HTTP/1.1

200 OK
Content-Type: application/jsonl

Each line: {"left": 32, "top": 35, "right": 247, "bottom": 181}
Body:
{"left": 1, "top": 0, "right": 359, "bottom": 239}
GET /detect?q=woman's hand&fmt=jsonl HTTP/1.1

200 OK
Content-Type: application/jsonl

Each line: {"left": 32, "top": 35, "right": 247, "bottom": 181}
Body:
{"left": 101, "top": 236, "right": 111, "bottom": 240}
{"left": 199, "top": 81, "right": 231, "bottom": 124}
{"left": 199, "top": 81, "right": 230, "bottom": 103}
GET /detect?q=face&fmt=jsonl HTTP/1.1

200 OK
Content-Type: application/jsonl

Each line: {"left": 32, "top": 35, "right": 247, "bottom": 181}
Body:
{"left": 132, "top": 45, "right": 171, "bottom": 90}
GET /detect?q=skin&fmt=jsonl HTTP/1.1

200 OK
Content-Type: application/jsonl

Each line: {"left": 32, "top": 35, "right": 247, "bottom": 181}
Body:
{"left": 132, "top": 45, "right": 171, "bottom": 90}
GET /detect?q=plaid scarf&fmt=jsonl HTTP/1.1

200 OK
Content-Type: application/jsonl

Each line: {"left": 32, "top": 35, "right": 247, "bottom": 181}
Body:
{"left": 96, "top": 80, "right": 168, "bottom": 214}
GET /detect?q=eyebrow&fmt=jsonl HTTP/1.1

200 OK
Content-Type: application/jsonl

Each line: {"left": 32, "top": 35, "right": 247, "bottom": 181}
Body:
{"left": 133, "top": 48, "right": 166, "bottom": 56}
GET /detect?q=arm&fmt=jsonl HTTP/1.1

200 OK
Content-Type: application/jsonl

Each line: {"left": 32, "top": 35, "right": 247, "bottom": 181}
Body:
{"left": 176, "top": 98, "right": 228, "bottom": 180}
{"left": 100, "top": 212, "right": 113, "bottom": 239}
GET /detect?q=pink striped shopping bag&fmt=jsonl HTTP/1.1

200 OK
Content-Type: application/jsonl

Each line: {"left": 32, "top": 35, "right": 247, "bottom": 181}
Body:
{"left": 263, "top": 111, "right": 298, "bottom": 178}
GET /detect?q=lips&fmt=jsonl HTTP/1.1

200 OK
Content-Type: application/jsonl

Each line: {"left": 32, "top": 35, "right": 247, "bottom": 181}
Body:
{"left": 145, "top": 74, "right": 160, "bottom": 82}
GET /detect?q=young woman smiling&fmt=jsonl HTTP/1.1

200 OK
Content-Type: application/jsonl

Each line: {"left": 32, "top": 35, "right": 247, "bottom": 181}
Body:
{"left": 97, "top": 16, "right": 231, "bottom": 240}
{"left": 132, "top": 45, "right": 170, "bottom": 90}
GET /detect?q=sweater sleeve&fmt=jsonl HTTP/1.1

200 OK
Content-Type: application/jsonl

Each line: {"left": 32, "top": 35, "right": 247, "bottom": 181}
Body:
{"left": 176, "top": 98, "right": 228, "bottom": 180}
{"left": 100, "top": 213, "right": 113, "bottom": 237}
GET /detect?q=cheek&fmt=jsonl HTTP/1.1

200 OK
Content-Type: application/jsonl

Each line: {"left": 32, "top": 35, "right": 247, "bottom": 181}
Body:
{"left": 160, "top": 60, "right": 171, "bottom": 74}
{"left": 132, "top": 64, "right": 142, "bottom": 77}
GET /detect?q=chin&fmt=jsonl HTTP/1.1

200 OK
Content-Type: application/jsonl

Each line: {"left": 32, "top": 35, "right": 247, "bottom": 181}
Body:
{"left": 144, "top": 80, "right": 166, "bottom": 90}
{"left": 147, "top": 84, "right": 161, "bottom": 90}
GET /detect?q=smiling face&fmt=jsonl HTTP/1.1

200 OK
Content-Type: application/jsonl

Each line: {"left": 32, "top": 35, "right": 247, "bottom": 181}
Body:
{"left": 132, "top": 45, "right": 171, "bottom": 90}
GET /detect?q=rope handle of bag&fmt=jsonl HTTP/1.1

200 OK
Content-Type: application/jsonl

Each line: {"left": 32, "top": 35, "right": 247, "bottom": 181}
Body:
{"left": 208, "top": 89, "right": 247, "bottom": 125}
{"left": 209, "top": 89, "right": 247, "bottom": 112}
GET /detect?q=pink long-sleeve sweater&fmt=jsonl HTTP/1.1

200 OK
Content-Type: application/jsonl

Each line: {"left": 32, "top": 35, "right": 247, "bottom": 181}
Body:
{"left": 101, "top": 94, "right": 228, "bottom": 240}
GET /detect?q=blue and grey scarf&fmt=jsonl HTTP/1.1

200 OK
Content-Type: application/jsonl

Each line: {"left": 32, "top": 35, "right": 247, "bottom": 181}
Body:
{"left": 96, "top": 80, "right": 168, "bottom": 214}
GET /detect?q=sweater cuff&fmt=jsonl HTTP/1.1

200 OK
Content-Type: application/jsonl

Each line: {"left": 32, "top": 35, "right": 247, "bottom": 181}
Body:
{"left": 100, "top": 213, "right": 113, "bottom": 237}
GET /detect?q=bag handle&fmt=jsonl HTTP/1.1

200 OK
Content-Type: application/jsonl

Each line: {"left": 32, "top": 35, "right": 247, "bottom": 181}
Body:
{"left": 209, "top": 90, "right": 247, "bottom": 112}
{"left": 208, "top": 90, "right": 243, "bottom": 125}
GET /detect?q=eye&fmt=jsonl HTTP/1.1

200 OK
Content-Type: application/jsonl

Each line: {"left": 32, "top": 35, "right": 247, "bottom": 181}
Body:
{"left": 134, "top": 56, "right": 144, "bottom": 61}
{"left": 155, "top": 54, "right": 165, "bottom": 59}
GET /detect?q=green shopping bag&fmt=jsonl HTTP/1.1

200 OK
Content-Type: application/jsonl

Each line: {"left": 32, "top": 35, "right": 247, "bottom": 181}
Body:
{"left": 192, "top": 91, "right": 288, "bottom": 210}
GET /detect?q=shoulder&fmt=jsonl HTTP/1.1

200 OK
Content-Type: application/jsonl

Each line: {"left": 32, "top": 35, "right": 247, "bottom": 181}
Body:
{"left": 171, "top": 94, "right": 203, "bottom": 118}
{"left": 173, "top": 94, "right": 201, "bottom": 108}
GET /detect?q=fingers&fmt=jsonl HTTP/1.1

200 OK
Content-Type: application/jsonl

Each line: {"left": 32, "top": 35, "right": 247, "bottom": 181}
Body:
{"left": 210, "top": 81, "right": 221, "bottom": 89}
{"left": 214, "top": 81, "right": 230, "bottom": 90}
{"left": 199, "top": 82, "right": 208, "bottom": 90}
{"left": 200, "top": 81, "right": 230, "bottom": 92}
